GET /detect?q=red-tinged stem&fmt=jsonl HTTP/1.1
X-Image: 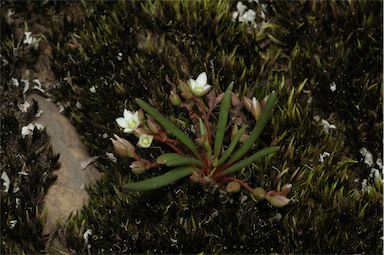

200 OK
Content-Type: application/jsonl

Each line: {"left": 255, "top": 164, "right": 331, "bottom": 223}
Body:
{"left": 132, "top": 151, "right": 142, "bottom": 161}
{"left": 218, "top": 177, "right": 254, "bottom": 193}
{"left": 166, "top": 142, "right": 183, "bottom": 154}
{"left": 196, "top": 98, "right": 213, "bottom": 143}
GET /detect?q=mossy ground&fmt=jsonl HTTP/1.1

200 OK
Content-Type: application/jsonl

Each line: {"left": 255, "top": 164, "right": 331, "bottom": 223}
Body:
{"left": 1, "top": 0, "right": 383, "bottom": 253}
{"left": 1, "top": 29, "right": 60, "bottom": 254}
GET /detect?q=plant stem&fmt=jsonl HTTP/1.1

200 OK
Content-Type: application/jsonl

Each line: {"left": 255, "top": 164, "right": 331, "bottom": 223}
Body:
{"left": 218, "top": 177, "right": 253, "bottom": 193}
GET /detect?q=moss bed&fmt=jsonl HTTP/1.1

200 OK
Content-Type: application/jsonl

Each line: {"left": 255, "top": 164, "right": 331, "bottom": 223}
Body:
{"left": 1, "top": 0, "right": 383, "bottom": 253}
{"left": 1, "top": 21, "right": 60, "bottom": 253}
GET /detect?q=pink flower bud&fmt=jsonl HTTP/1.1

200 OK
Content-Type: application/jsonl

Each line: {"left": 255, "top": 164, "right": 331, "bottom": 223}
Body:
{"left": 281, "top": 183, "right": 292, "bottom": 195}
{"left": 133, "top": 127, "right": 148, "bottom": 138}
{"left": 179, "top": 80, "right": 193, "bottom": 99}
{"left": 266, "top": 193, "right": 290, "bottom": 208}
{"left": 130, "top": 161, "right": 147, "bottom": 175}
{"left": 147, "top": 117, "right": 161, "bottom": 134}
{"left": 226, "top": 181, "right": 241, "bottom": 193}
{"left": 243, "top": 96, "right": 252, "bottom": 112}
{"left": 252, "top": 187, "right": 266, "bottom": 200}
{"left": 111, "top": 134, "right": 135, "bottom": 158}
{"left": 169, "top": 91, "right": 182, "bottom": 106}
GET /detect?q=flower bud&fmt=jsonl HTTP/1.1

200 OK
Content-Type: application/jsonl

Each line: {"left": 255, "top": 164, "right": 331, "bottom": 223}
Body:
{"left": 261, "top": 95, "right": 269, "bottom": 108}
{"left": 231, "top": 92, "right": 241, "bottom": 107}
{"left": 179, "top": 80, "right": 193, "bottom": 99}
{"left": 239, "top": 132, "right": 250, "bottom": 143}
{"left": 194, "top": 136, "right": 205, "bottom": 146}
{"left": 147, "top": 117, "right": 161, "bottom": 134}
{"left": 266, "top": 193, "right": 290, "bottom": 208}
{"left": 111, "top": 134, "right": 135, "bottom": 158}
{"left": 189, "top": 171, "right": 201, "bottom": 183}
{"left": 137, "top": 134, "right": 153, "bottom": 148}
{"left": 252, "top": 187, "right": 266, "bottom": 200}
{"left": 214, "top": 93, "right": 225, "bottom": 105}
{"left": 138, "top": 109, "right": 145, "bottom": 122}
{"left": 169, "top": 91, "right": 182, "bottom": 106}
{"left": 231, "top": 124, "right": 239, "bottom": 141}
{"left": 226, "top": 181, "right": 241, "bottom": 193}
{"left": 130, "top": 161, "right": 147, "bottom": 175}
{"left": 251, "top": 97, "right": 262, "bottom": 120}
{"left": 281, "top": 183, "right": 292, "bottom": 195}
{"left": 243, "top": 96, "right": 252, "bottom": 112}
{"left": 133, "top": 127, "right": 148, "bottom": 138}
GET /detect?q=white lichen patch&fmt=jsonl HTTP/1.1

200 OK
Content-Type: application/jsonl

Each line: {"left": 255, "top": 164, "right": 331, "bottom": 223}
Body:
{"left": 18, "top": 101, "right": 31, "bottom": 112}
{"left": 359, "top": 147, "right": 373, "bottom": 166}
{"left": 319, "top": 152, "right": 330, "bottom": 163}
{"left": 21, "top": 123, "right": 44, "bottom": 138}
{"left": 1, "top": 172, "right": 10, "bottom": 193}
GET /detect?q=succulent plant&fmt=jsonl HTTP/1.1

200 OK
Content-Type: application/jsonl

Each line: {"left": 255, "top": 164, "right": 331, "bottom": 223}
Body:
{"left": 112, "top": 72, "right": 290, "bottom": 207}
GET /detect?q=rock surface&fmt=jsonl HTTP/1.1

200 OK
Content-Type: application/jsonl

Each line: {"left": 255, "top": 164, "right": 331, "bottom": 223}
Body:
{"left": 29, "top": 94, "right": 101, "bottom": 253}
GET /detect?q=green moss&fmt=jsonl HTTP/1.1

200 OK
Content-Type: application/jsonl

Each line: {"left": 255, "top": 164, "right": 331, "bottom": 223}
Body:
{"left": 3, "top": 0, "right": 382, "bottom": 253}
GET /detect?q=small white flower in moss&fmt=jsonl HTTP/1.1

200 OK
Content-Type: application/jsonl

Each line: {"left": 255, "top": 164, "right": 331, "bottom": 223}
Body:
{"left": 11, "top": 78, "right": 19, "bottom": 87}
{"left": 90, "top": 86, "right": 96, "bottom": 93}
{"left": 330, "top": 82, "right": 337, "bottom": 92}
{"left": 18, "top": 101, "right": 31, "bottom": 112}
{"left": 116, "top": 109, "right": 140, "bottom": 133}
{"left": 319, "top": 151, "right": 330, "bottom": 163}
{"left": 321, "top": 119, "right": 336, "bottom": 134}
{"left": 83, "top": 229, "right": 92, "bottom": 244}
{"left": 242, "top": 9, "right": 256, "bottom": 23}
{"left": 137, "top": 134, "right": 153, "bottom": 148}
{"left": 1, "top": 172, "right": 10, "bottom": 193}
{"left": 359, "top": 147, "right": 373, "bottom": 166}
{"left": 23, "top": 32, "right": 39, "bottom": 49}
{"left": 9, "top": 220, "right": 17, "bottom": 229}
{"left": 21, "top": 123, "right": 44, "bottom": 138}
{"left": 188, "top": 72, "right": 211, "bottom": 96}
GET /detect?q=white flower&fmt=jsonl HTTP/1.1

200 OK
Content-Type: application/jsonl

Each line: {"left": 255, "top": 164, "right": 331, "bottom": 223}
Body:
{"left": 23, "top": 31, "right": 39, "bottom": 49}
{"left": 11, "top": 78, "right": 19, "bottom": 87}
{"left": 319, "top": 151, "right": 330, "bottom": 163}
{"left": 9, "top": 220, "right": 17, "bottom": 229}
{"left": 116, "top": 109, "right": 140, "bottom": 133}
{"left": 21, "top": 123, "right": 44, "bottom": 138}
{"left": 359, "top": 147, "right": 373, "bottom": 166}
{"left": 188, "top": 72, "right": 211, "bottom": 96}
{"left": 21, "top": 79, "right": 29, "bottom": 94}
{"left": 137, "top": 134, "right": 153, "bottom": 148}
{"left": 242, "top": 9, "right": 256, "bottom": 23}
{"left": 83, "top": 229, "right": 92, "bottom": 244}
{"left": 236, "top": 1, "right": 247, "bottom": 14}
{"left": 1, "top": 172, "right": 10, "bottom": 193}
{"left": 321, "top": 119, "right": 336, "bottom": 134}
{"left": 18, "top": 101, "right": 31, "bottom": 112}
{"left": 90, "top": 86, "right": 96, "bottom": 93}
{"left": 330, "top": 82, "right": 336, "bottom": 92}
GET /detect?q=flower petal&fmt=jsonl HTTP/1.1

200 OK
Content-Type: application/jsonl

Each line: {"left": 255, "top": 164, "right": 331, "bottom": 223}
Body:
{"left": 124, "top": 109, "right": 133, "bottom": 120}
{"left": 188, "top": 79, "right": 197, "bottom": 91}
{"left": 124, "top": 127, "right": 134, "bottom": 133}
{"left": 196, "top": 72, "right": 207, "bottom": 86}
{"left": 116, "top": 117, "right": 128, "bottom": 128}
{"left": 133, "top": 111, "right": 140, "bottom": 123}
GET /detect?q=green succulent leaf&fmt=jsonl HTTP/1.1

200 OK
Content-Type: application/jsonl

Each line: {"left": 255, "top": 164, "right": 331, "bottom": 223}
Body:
{"left": 223, "top": 146, "right": 280, "bottom": 175}
{"left": 199, "top": 118, "right": 212, "bottom": 159}
{"left": 156, "top": 153, "right": 183, "bottom": 164}
{"left": 166, "top": 157, "right": 204, "bottom": 167}
{"left": 213, "top": 82, "right": 234, "bottom": 160}
{"left": 136, "top": 98, "right": 199, "bottom": 158}
{"left": 227, "top": 92, "right": 277, "bottom": 165}
{"left": 218, "top": 125, "right": 247, "bottom": 166}
{"left": 123, "top": 166, "right": 195, "bottom": 191}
